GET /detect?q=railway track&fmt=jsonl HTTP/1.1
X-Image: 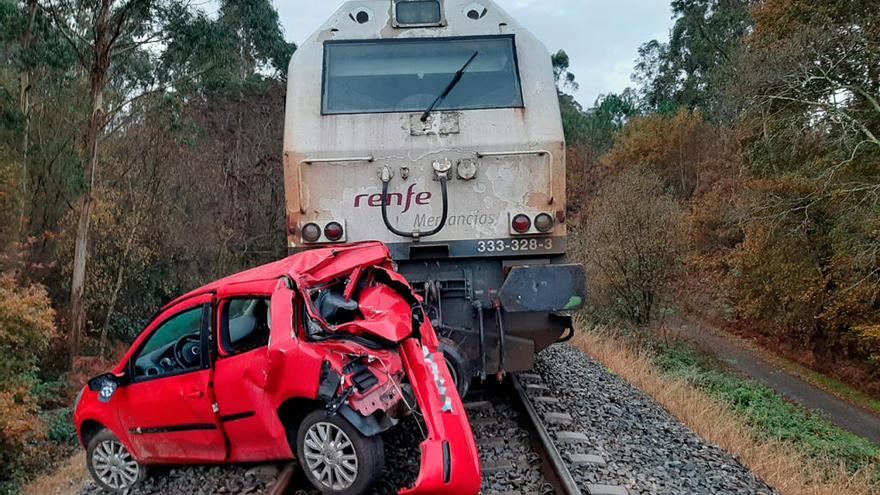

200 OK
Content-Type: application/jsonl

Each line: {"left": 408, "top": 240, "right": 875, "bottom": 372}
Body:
{"left": 262, "top": 345, "right": 776, "bottom": 495}
{"left": 465, "top": 374, "right": 628, "bottom": 495}
{"left": 269, "top": 372, "right": 626, "bottom": 495}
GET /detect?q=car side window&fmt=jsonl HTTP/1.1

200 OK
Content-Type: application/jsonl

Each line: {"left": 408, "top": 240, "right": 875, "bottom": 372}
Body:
{"left": 133, "top": 306, "right": 205, "bottom": 379}
{"left": 222, "top": 298, "right": 271, "bottom": 355}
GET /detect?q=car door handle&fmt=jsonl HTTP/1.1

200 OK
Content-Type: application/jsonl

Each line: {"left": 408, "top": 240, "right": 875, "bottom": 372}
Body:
{"left": 181, "top": 389, "right": 204, "bottom": 399}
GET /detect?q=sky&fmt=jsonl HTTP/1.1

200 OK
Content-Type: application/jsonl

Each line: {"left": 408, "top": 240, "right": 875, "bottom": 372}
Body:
{"left": 272, "top": 1, "right": 674, "bottom": 107}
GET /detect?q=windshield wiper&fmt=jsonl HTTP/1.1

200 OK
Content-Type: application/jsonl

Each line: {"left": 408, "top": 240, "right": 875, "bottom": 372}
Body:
{"left": 420, "top": 51, "right": 479, "bottom": 123}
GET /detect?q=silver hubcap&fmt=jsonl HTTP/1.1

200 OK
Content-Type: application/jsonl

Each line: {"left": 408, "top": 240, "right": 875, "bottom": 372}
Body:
{"left": 303, "top": 422, "right": 358, "bottom": 491}
{"left": 92, "top": 439, "right": 139, "bottom": 490}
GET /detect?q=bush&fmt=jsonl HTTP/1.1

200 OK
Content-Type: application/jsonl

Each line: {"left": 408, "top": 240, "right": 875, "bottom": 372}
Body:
{"left": 0, "top": 274, "right": 56, "bottom": 487}
{"left": 43, "top": 408, "right": 77, "bottom": 445}
{"left": 575, "top": 168, "right": 686, "bottom": 325}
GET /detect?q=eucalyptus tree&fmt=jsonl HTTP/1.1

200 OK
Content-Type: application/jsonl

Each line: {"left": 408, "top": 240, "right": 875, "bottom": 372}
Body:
{"left": 43, "top": 0, "right": 188, "bottom": 363}
{"left": 160, "top": 0, "right": 295, "bottom": 97}
{"left": 633, "top": 0, "right": 754, "bottom": 118}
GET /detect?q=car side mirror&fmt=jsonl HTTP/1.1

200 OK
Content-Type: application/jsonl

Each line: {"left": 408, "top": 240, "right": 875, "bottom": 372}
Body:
{"left": 88, "top": 373, "right": 126, "bottom": 403}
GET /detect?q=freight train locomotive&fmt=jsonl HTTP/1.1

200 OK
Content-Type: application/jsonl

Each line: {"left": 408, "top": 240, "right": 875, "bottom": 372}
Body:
{"left": 284, "top": 0, "right": 586, "bottom": 396}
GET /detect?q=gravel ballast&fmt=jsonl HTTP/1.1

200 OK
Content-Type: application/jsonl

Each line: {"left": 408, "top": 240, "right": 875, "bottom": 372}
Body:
{"left": 532, "top": 343, "right": 776, "bottom": 495}
{"left": 79, "top": 343, "right": 777, "bottom": 495}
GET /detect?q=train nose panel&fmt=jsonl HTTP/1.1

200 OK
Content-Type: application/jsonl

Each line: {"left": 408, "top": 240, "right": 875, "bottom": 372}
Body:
{"left": 498, "top": 264, "right": 587, "bottom": 313}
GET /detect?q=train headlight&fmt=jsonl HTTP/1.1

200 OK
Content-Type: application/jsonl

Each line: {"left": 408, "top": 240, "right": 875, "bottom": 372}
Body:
{"left": 301, "top": 223, "right": 321, "bottom": 243}
{"left": 512, "top": 214, "right": 532, "bottom": 234}
{"left": 324, "top": 222, "right": 344, "bottom": 242}
{"left": 534, "top": 213, "right": 555, "bottom": 233}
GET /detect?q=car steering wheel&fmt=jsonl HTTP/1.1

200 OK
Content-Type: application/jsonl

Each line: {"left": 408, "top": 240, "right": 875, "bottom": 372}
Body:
{"left": 173, "top": 335, "right": 201, "bottom": 368}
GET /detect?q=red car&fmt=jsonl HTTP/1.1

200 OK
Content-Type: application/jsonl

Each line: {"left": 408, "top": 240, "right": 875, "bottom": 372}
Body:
{"left": 74, "top": 242, "right": 481, "bottom": 494}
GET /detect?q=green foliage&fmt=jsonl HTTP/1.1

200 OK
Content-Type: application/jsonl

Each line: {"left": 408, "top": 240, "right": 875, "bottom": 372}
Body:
{"left": 563, "top": 90, "right": 641, "bottom": 151}
{"left": 552, "top": 50, "right": 641, "bottom": 150}
{"left": 633, "top": 0, "right": 753, "bottom": 117}
{"left": 161, "top": 0, "right": 295, "bottom": 96}
{"left": 551, "top": 49, "right": 578, "bottom": 94}
{"left": 43, "top": 407, "right": 77, "bottom": 445}
{"left": 656, "top": 341, "right": 880, "bottom": 470}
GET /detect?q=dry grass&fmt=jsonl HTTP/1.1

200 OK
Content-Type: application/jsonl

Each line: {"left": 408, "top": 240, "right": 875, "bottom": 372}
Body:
{"left": 22, "top": 451, "right": 89, "bottom": 495}
{"left": 572, "top": 329, "right": 880, "bottom": 495}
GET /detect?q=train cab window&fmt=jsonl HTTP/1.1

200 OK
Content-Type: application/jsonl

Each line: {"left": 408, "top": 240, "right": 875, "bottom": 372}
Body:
{"left": 322, "top": 35, "right": 524, "bottom": 115}
{"left": 221, "top": 298, "right": 271, "bottom": 355}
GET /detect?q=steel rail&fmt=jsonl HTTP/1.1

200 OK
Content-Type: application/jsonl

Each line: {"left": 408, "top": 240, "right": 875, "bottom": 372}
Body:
{"left": 509, "top": 374, "right": 582, "bottom": 495}
{"left": 268, "top": 462, "right": 296, "bottom": 495}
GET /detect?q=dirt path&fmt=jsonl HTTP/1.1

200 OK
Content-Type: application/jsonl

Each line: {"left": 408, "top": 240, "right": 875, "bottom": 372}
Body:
{"left": 676, "top": 324, "right": 880, "bottom": 446}
{"left": 23, "top": 452, "right": 88, "bottom": 495}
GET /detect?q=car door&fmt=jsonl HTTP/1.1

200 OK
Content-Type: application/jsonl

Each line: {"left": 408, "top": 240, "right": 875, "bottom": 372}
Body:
{"left": 212, "top": 280, "right": 292, "bottom": 462}
{"left": 114, "top": 294, "right": 227, "bottom": 463}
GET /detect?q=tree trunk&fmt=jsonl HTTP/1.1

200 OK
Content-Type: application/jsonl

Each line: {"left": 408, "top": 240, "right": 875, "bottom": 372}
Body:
{"left": 16, "top": 0, "right": 38, "bottom": 245}
{"left": 69, "top": 0, "right": 113, "bottom": 367}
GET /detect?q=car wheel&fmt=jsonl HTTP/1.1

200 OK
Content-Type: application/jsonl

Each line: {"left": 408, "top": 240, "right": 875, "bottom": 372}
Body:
{"left": 86, "top": 429, "right": 145, "bottom": 493}
{"left": 296, "top": 409, "right": 383, "bottom": 495}
{"left": 440, "top": 338, "right": 472, "bottom": 398}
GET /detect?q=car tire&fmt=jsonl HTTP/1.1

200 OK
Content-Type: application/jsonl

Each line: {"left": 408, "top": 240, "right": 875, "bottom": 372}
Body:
{"left": 86, "top": 429, "right": 146, "bottom": 493}
{"left": 440, "top": 338, "right": 472, "bottom": 398}
{"left": 296, "top": 409, "right": 384, "bottom": 495}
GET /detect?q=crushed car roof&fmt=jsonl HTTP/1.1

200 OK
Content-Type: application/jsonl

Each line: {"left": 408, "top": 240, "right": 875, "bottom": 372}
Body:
{"left": 163, "top": 242, "right": 392, "bottom": 310}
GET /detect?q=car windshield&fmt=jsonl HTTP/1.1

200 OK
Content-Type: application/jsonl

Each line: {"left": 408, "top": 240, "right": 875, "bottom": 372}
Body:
{"left": 322, "top": 35, "right": 524, "bottom": 115}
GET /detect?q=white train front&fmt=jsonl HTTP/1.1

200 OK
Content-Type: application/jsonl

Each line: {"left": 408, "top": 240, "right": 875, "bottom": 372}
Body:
{"left": 284, "top": 0, "right": 586, "bottom": 393}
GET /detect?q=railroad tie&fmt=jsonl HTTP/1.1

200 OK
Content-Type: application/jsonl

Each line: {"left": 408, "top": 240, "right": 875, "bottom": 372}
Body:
{"left": 517, "top": 373, "right": 542, "bottom": 382}
{"left": 555, "top": 431, "right": 590, "bottom": 444}
{"left": 568, "top": 453, "right": 607, "bottom": 467}
{"left": 543, "top": 411, "right": 573, "bottom": 425}
{"left": 524, "top": 383, "right": 550, "bottom": 393}
{"left": 586, "top": 484, "right": 631, "bottom": 495}
{"left": 481, "top": 458, "right": 521, "bottom": 474}
{"left": 470, "top": 417, "right": 498, "bottom": 428}
{"left": 478, "top": 437, "right": 508, "bottom": 449}
{"left": 464, "top": 400, "right": 493, "bottom": 411}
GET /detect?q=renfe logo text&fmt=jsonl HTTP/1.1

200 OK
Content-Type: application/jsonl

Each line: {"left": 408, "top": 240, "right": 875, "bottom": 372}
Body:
{"left": 354, "top": 184, "right": 432, "bottom": 213}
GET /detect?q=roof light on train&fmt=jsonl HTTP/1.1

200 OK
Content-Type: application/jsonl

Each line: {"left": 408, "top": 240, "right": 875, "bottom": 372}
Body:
{"left": 349, "top": 7, "right": 372, "bottom": 24}
{"left": 324, "top": 222, "right": 344, "bottom": 242}
{"left": 464, "top": 3, "right": 488, "bottom": 20}
{"left": 534, "top": 213, "right": 555, "bottom": 233}
{"left": 301, "top": 223, "right": 321, "bottom": 243}
{"left": 395, "top": 0, "right": 442, "bottom": 26}
{"left": 512, "top": 214, "right": 531, "bottom": 234}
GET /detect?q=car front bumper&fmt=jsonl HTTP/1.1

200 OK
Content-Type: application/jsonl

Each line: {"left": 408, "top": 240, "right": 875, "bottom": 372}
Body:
{"left": 397, "top": 337, "right": 481, "bottom": 495}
